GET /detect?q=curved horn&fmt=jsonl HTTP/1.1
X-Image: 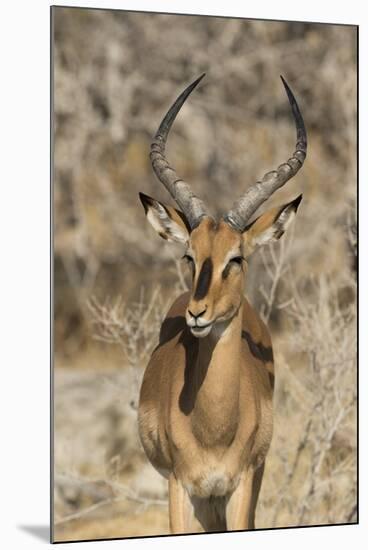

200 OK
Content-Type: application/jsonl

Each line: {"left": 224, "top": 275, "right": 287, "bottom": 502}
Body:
{"left": 224, "top": 76, "right": 307, "bottom": 232}
{"left": 150, "top": 74, "right": 208, "bottom": 229}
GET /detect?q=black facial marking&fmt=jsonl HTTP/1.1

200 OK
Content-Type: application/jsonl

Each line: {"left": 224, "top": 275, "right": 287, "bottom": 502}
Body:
{"left": 193, "top": 257, "right": 213, "bottom": 301}
{"left": 222, "top": 263, "right": 231, "bottom": 279}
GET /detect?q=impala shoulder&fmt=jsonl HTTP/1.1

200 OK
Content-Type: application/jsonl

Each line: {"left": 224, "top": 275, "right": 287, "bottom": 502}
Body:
{"left": 241, "top": 298, "right": 273, "bottom": 362}
{"left": 241, "top": 298, "right": 264, "bottom": 339}
{"left": 154, "top": 292, "right": 190, "bottom": 349}
{"left": 165, "top": 292, "right": 191, "bottom": 319}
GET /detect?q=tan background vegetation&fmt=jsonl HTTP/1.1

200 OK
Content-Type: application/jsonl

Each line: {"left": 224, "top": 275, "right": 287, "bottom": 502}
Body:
{"left": 52, "top": 6, "right": 357, "bottom": 542}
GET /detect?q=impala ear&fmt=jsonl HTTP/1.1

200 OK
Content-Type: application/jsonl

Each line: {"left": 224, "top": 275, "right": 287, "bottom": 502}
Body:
{"left": 139, "top": 192, "right": 191, "bottom": 245}
{"left": 242, "top": 194, "right": 302, "bottom": 256}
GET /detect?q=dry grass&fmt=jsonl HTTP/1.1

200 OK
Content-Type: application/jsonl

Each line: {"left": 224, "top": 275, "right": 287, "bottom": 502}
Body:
{"left": 52, "top": 7, "right": 357, "bottom": 542}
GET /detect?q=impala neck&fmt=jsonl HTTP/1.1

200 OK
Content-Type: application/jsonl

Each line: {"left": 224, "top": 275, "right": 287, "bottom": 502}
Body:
{"left": 190, "top": 304, "right": 243, "bottom": 448}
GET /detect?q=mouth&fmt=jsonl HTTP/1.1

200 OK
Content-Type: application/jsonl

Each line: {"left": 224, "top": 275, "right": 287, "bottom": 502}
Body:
{"left": 190, "top": 323, "right": 213, "bottom": 338}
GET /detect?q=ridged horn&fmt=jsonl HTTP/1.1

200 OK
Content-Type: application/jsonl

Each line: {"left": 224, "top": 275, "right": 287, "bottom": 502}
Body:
{"left": 223, "top": 76, "right": 307, "bottom": 232}
{"left": 150, "top": 74, "right": 208, "bottom": 229}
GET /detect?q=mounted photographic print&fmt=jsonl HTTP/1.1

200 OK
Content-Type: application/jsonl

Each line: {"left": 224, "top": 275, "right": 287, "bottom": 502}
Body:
{"left": 51, "top": 5, "right": 358, "bottom": 543}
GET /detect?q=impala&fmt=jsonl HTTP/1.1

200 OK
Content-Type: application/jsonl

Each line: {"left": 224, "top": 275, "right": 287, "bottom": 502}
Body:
{"left": 138, "top": 74, "right": 307, "bottom": 533}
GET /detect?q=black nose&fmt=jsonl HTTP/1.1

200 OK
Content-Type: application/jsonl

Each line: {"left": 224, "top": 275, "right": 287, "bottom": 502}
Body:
{"left": 188, "top": 307, "right": 207, "bottom": 319}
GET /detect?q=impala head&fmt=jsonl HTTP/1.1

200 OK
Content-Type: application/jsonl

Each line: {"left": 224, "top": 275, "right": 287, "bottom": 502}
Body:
{"left": 140, "top": 74, "right": 307, "bottom": 338}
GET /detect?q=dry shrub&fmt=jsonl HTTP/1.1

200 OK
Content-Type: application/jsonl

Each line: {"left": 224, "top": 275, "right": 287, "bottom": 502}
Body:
{"left": 257, "top": 239, "right": 356, "bottom": 527}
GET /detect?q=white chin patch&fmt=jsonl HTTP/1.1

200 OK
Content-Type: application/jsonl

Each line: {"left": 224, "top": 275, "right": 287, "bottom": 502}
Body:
{"left": 190, "top": 324, "right": 212, "bottom": 338}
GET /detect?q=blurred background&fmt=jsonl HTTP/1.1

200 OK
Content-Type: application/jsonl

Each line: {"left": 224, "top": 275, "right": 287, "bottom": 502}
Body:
{"left": 52, "top": 6, "right": 357, "bottom": 542}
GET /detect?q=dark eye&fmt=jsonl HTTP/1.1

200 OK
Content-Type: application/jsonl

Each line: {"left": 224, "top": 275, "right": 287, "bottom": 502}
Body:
{"left": 230, "top": 256, "right": 244, "bottom": 265}
{"left": 182, "top": 254, "right": 194, "bottom": 264}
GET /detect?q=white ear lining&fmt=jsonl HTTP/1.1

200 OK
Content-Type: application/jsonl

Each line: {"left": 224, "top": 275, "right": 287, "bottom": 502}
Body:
{"left": 252, "top": 205, "right": 297, "bottom": 248}
{"left": 252, "top": 225, "right": 279, "bottom": 247}
{"left": 146, "top": 203, "right": 189, "bottom": 244}
{"left": 276, "top": 205, "right": 296, "bottom": 232}
{"left": 146, "top": 208, "right": 167, "bottom": 234}
{"left": 164, "top": 222, "right": 189, "bottom": 244}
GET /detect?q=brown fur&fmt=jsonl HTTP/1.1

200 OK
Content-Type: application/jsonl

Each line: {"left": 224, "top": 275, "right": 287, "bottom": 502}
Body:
{"left": 138, "top": 201, "right": 299, "bottom": 533}
{"left": 138, "top": 291, "right": 273, "bottom": 532}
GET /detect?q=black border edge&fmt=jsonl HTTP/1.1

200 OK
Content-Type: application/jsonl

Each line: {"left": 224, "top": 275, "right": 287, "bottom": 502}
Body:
{"left": 50, "top": 4, "right": 359, "bottom": 28}
{"left": 50, "top": 4, "right": 55, "bottom": 545}
{"left": 53, "top": 522, "right": 358, "bottom": 545}
{"left": 356, "top": 23, "right": 359, "bottom": 527}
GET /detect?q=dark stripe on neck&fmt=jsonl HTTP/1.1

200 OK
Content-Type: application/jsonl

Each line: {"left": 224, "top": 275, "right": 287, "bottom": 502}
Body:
{"left": 193, "top": 257, "right": 213, "bottom": 301}
{"left": 241, "top": 330, "right": 274, "bottom": 363}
